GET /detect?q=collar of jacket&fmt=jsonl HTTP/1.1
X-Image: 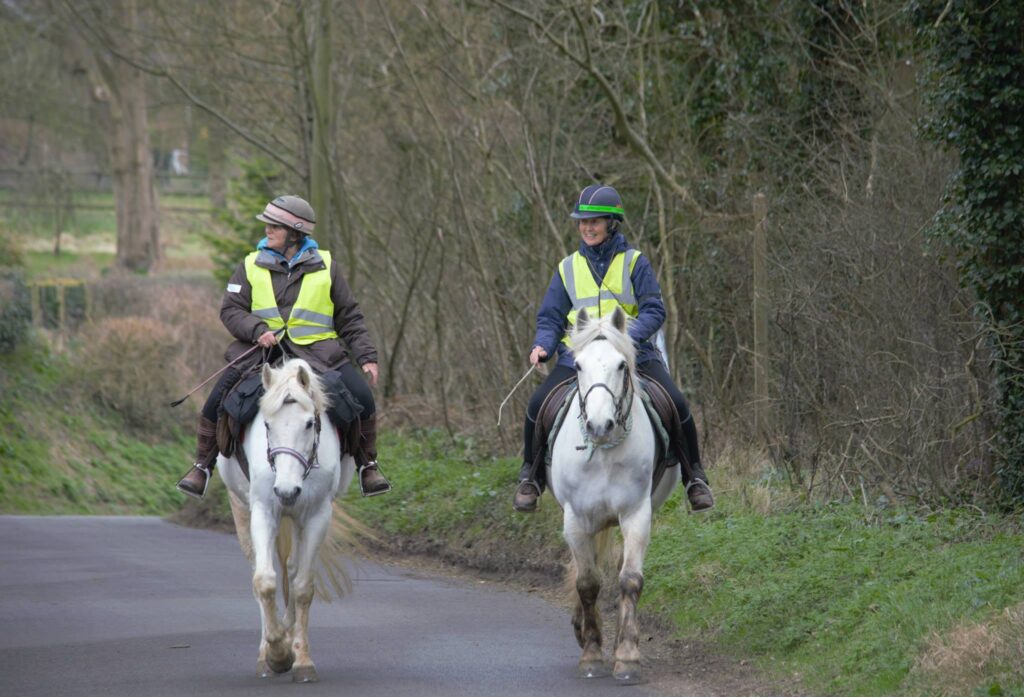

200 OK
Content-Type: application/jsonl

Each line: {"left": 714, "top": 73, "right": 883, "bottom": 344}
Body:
{"left": 578, "top": 230, "right": 629, "bottom": 266}
{"left": 256, "top": 236, "right": 320, "bottom": 268}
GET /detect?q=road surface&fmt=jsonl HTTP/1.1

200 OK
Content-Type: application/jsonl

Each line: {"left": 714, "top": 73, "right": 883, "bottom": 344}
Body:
{"left": 0, "top": 516, "right": 661, "bottom": 697}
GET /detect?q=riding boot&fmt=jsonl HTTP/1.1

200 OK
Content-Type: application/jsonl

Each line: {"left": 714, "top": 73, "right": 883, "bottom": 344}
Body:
{"left": 176, "top": 415, "right": 219, "bottom": 499}
{"left": 513, "top": 460, "right": 542, "bottom": 513}
{"left": 357, "top": 415, "right": 391, "bottom": 497}
{"left": 685, "top": 461, "right": 715, "bottom": 512}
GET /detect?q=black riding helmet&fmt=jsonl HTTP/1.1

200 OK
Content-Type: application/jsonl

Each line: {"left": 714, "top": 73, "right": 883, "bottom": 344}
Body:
{"left": 570, "top": 184, "right": 625, "bottom": 222}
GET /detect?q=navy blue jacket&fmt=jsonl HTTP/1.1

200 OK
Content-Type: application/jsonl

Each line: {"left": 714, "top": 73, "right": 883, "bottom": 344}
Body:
{"left": 532, "top": 231, "right": 667, "bottom": 369}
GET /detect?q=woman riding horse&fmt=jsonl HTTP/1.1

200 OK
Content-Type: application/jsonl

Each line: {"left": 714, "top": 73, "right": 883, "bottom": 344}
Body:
{"left": 513, "top": 184, "right": 714, "bottom": 513}
{"left": 176, "top": 194, "right": 391, "bottom": 499}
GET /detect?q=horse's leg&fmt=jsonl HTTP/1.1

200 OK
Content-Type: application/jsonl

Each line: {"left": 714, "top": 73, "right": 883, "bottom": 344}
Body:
{"left": 250, "top": 503, "right": 295, "bottom": 675}
{"left": 564, "top": 511, "right": 606, "bottom": 678}
{"left": 226, "top": 491, "right": 275, "bottom": 676}
{"left": 612, "top": 501, "right": 652, "bottom": 684}
{"left": 286, "top": 504, "right": 332, "bottom": 683}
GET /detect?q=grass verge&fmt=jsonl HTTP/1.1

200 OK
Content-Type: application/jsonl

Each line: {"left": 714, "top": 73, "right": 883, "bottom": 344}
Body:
{"left": 0, "top": 341, "right": 192, "bottom": 515}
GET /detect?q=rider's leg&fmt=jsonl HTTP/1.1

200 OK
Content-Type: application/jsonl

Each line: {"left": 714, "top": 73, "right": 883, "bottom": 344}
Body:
{"left": 337, "top": 363, "right": 391, "bottom": 496}
{"left": 514, "top": 365, "right": 575, "bottom": 512}
{"left": 177, "top": 367, "right": 241, "bottom": 499}
{"left": 639, "top": 360, "right": 714, "bottom": 512}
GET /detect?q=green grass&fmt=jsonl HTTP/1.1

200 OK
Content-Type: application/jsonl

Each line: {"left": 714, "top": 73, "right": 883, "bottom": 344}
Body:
{"left": 0, "top": 341, "right": 192, "bottom": 515}
{"left": 341, "top": 428, "right": 565, "bottom": 573}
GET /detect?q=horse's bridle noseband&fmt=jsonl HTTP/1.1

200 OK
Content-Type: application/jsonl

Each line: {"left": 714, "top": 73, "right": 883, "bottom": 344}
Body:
{"left": 266, "top": 412, "right": 322, "bottom": 480}
{"left": 577, "top": 360, "right": 634, "bottom": 433}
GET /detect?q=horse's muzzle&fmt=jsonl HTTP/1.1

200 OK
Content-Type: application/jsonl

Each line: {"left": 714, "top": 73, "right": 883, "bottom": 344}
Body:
{"left": 586, "top": 418, "right": 616, "bottom": 441}
{"left": 274, "top": 485, "right": 301, "bottom": 506}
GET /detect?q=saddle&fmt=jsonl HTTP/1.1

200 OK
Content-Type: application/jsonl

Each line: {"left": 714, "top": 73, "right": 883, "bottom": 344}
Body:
{"left": 215, "top": 365, "right": 364, "bottom": 480}
{"left": 526, "top": 373, "right": 692, "bottom": 493}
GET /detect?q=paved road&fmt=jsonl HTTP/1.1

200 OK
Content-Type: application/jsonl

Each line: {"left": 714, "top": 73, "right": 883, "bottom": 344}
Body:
{"left": 0, "top": 516, "right": 658, "bottom": 697}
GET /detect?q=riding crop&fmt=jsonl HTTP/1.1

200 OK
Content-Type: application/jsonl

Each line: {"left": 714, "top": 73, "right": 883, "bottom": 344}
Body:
{"left": 169, "top": 328, "right": 285, "bottom": 407}
{"left": 497, "top": 364, "right": 536, "bottom": 427}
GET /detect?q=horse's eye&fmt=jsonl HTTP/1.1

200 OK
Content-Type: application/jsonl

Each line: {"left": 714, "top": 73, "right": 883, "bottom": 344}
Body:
{"left": 306, "top": 419, "right": 314, "bottom": 430}
{"left": 618, "top": 361, "right": 626, "bottom": 371}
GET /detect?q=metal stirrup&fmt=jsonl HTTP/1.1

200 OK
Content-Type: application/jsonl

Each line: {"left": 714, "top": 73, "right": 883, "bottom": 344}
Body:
{"left": 358, "top": 461, "right": 392, "bottom": 497}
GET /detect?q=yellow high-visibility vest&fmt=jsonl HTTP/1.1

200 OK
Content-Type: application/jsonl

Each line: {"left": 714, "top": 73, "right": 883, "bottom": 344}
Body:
{"left": 245, "top": 250, "right": 338, "bottom": 345}
{"left": 558, "top": 249, "right": 640, "bottom": 346}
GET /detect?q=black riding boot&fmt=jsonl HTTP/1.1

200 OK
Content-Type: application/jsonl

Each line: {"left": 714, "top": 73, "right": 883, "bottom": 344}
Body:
{"left": 176, "top": 415, "right": 219, "bottom": 499}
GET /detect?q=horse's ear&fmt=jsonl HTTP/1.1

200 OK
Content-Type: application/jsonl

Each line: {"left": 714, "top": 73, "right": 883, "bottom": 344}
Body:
{"left": 576, "top": 307, "right": 590, "bottom": 331}
{"left": 611, "top": 306, "right": 627, "bottom": 333}
{"left": 261, "top": 363, "right": 274, "bottom": 391}
{"left": 296, "top": 363, "right": 311, "bottom": 390}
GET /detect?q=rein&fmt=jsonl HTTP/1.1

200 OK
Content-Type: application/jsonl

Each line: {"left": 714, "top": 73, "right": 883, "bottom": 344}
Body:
{"left": 266, "top": 412, "right": 322, "bottom": 480}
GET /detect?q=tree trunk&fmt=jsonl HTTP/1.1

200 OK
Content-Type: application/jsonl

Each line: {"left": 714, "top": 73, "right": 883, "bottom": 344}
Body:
{"left": 309, "top": 0, "right": 333, "bottom": 246}
{"left": 66, "top": 0, "right": 160, "bottom": 273}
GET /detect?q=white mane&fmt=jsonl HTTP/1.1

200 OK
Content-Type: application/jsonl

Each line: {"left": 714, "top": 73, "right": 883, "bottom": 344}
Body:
{"left": 569, "top": 312, "right": 637, "bottom": 374}
{"left": 259, "top": 358, "right": 328, "bottom": 416}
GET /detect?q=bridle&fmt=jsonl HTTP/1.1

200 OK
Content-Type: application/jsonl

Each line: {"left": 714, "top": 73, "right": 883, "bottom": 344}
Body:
{"left": 577, "top": 371, "right": 633, "bottom": 430}
{"left": 265, "top": 409, "right": 322, "bottom": 480}
{"left": 576, "top": 337, "right": 634, "bottom": 451}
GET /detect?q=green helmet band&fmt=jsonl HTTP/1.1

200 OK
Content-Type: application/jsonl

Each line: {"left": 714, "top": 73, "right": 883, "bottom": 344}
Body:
{"left": 577, "top": 204, "right": 624, "bottom": 216}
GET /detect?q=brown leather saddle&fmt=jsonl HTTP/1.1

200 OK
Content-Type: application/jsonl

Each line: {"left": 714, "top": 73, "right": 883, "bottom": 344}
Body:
{"left": 527, "top": 373, "right": 692, "bottom": 493}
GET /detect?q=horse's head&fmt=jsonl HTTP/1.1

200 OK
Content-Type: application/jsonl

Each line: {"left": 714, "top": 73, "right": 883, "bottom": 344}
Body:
{"left": 259, "top": 359, "right": 328, "bottom": 506}
{"left": 569, "top": 306, "right": 637, "bottom": 443}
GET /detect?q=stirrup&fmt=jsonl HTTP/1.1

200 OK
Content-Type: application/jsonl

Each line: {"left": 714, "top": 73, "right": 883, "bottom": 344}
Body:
{"left": 177, "top": 463, "right": 211, "bottom": 500}
{"left": 685, "top": 479, "right": 715, "bottom": 513}
{"left": 358, "top": 461, "right": 392, "bottom": 498}
{"left": 513, "top": 479, "right": 541, "bottom": 512}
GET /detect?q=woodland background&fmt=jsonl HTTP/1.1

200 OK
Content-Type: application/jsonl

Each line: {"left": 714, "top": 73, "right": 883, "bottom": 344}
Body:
{"left": 1, "top": 0, "right": 1022, "bottom": 508}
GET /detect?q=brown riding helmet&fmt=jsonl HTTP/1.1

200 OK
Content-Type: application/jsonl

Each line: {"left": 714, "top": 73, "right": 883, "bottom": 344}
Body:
{"left": 256, "top": 195, "right": 316, "bottom": 234}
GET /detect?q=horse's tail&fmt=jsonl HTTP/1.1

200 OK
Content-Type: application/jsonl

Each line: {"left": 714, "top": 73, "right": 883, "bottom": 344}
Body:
{"left": 563, "top": 527, "right": 617, "bottom": 598}
{"left": 276, "top": 518, "right": 293, "bottom": 609}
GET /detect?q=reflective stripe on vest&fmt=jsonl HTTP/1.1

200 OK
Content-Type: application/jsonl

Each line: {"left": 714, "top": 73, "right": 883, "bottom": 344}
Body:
{"left": 558, "top": 249, "right": 640, "bottom": 346}
{"left": 245, "top": 250, "right": 338, "bottom": 345}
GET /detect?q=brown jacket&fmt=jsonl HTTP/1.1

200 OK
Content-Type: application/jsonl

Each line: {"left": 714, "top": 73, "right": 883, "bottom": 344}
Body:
{"left": 220, "top": 246, "right": 377, "bottom": 373}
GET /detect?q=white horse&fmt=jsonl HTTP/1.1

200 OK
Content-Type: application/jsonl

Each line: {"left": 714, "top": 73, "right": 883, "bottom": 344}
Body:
{"left": 547, "top": 306, "right": 681, "bottom": 684}
{"left": 217, "top": 358, "right": 356, "bottom": 683}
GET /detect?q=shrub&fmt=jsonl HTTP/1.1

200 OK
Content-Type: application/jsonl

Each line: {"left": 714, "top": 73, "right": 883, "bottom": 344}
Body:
{"left": 75, "top": 316, "right": 192, "bottom": 436}
{"left": 0, "top": 269, "right": 32, "bottom": 353}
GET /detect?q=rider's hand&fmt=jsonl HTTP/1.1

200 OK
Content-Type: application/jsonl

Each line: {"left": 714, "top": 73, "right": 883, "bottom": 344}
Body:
{"left": 362, "top": 362, "right": 379, "bottom": 387}
{"left": 257, "top": 331, "right": 279, "bottom": 348}
{"left": 529, "top": 346, "right": 548, "bottom": 366}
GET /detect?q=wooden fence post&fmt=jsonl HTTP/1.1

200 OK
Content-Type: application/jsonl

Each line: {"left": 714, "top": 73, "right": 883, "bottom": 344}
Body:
{"left": 753, "top": 193, "right": 770, "bottom": 435}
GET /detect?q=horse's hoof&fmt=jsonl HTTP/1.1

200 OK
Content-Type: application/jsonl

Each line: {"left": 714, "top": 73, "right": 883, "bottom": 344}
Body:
{"left": 577, "top": 660, "right": 608, "bottom": 679}
{"left": 292, "top": 665, "right": 319, "bottom": 683}
{"left": 613, "top": 661, "right": 642, "bottom": 685}
{"left": 267, "top": 650, "right": 295, "bottom": 674}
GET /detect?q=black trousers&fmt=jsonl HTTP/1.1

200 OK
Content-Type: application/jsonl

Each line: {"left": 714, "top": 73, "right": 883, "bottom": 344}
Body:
{"left": 521, "top": 359, "right": 703, "bottom": 478}
{"left": 201, "top": 360, "right": 375, "bottom": 422}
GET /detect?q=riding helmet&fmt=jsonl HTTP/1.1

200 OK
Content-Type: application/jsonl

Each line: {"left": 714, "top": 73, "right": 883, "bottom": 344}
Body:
{"left": 256, "top": 195, "right": 316, "bottom": 234}
{"left": 570, "top": 184, "right": 625, "bottom": 222}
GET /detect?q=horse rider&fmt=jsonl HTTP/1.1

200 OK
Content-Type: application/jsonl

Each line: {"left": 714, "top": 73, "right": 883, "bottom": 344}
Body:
{"left": 513, "top": 184, "right": 714, "bottom": 513}
{"left": 176, "top": 194, "right": 391, "bottom": 499}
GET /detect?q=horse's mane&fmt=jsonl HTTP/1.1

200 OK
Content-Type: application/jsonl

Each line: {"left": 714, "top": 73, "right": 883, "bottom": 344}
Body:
{"left": 569, "top": 313, "right": 637, "bottom": 374}
{"left": 260, "top": 358, "right": 329, "bottom": 416}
